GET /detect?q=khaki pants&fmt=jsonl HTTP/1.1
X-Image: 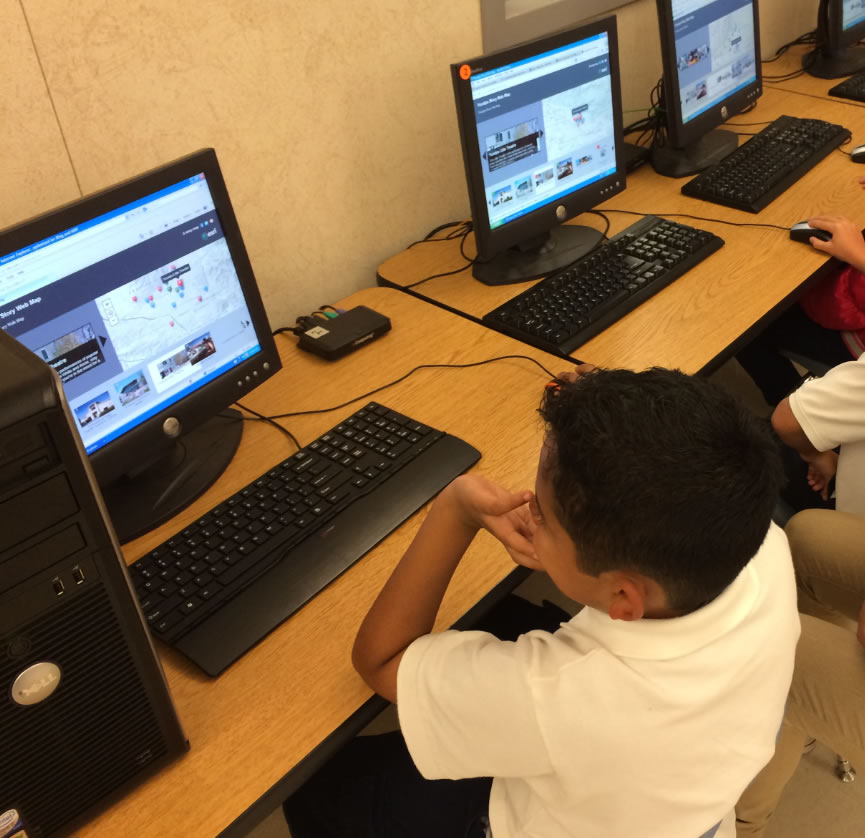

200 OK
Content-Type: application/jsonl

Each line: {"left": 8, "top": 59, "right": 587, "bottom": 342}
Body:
{"left": 736, "top": 509, "right": 865, "bottom": 837}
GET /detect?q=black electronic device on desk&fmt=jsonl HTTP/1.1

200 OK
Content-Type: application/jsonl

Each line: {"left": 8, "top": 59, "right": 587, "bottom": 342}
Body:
{"left": 651, "top": 0, "right": 762, "bottom": 178}
{"left": 805, "top": 0, "right": 865, "bottom": 79}
{"left": 483, "top": 215, "right": 723, "bottom": 357}
{"left": 129, "top": 402, "right": 480, "bottom": 676}
{"left": 829, "top": 68, "right": 865, "bottom": 101}
{"left": 0, "top": 148, "right": 282, "bottom": 543}
{"left": 680, "top": 116, "right": 850, "bottom": 213}
{"left": 450, "top": 15, "right": 626, "bottom": 285}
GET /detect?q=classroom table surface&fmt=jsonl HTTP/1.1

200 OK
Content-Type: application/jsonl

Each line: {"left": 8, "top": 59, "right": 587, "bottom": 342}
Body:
{"left": 71, "top": 286, "right": 569, "bottom": 838}
{"left": 378, "top": 61, "right": 865, "bottom": 374}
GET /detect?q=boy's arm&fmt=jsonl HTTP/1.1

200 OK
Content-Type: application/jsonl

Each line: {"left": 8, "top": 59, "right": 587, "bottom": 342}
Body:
{"left": 771, "top": 398, "right": 838, "bottom": 499}
{"left": 352, "top": 475, "right": 534, "bottom": 702}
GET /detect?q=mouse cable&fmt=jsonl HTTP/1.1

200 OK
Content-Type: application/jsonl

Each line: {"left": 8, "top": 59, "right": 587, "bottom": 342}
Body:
{"left": 599, "top": 207, "right": 789, "bottom": 233}
{"left": 252, "top": 354, "right": 559, "bottom": 424}
{"left": 227, "top": 403, "right": 302, "bottom": 450}
{"left": 724, "top": 119, "right": 773, "bottom": 127}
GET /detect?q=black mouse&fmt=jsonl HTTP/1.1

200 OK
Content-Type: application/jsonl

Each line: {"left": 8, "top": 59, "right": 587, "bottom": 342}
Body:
{"left": 851, "top": 144, "right": 865, "bottom": 163}
{"left": 789, "top": 221, "right": 832, "bottom": 243}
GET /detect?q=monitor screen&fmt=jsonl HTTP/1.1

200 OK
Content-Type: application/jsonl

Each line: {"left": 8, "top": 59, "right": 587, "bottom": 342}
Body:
{"left": 670, "top": 0, "right": 757, "bottom": 126}
{"left": 451, "top": 17, "right": 625, "bottom": 284}
{"left": 0, "top": 149, "right": 281, "bottom": 541}
{"left": 470, "top": 34, "right": 618, "bottom": 233}
{"left": 843, "top": 0, "right": 865, "bottom": 30}
{"left": 653, "top": 0, "right": 761, "bottom": 176}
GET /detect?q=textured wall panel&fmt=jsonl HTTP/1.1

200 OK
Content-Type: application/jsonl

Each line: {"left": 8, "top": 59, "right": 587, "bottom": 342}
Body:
{"left": 0, "top": 0, "right": 79, "bottom": 230}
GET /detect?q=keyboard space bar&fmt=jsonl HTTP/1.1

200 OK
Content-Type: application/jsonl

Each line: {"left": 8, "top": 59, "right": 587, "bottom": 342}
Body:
{"left": 174, "top": 433, "right": 480, "bottom": 676}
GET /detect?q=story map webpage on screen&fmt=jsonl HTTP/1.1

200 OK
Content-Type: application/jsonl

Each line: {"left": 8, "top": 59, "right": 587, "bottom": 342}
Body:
{"left": 470, "top": 32, "right": 617, "bottom": 231}
{"left": 672, "top": 0, "right": 756, "bottom": 124}
{"left": 0, "top": 175, "right": 260, "bottom": 454}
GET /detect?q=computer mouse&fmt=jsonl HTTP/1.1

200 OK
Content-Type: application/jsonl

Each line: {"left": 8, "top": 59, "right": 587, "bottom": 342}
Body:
{"left": 851, "top": 144, "right": 865, "bottom": 163}
{"left": 789, "top": 221, "right": 832, "bottom": 243}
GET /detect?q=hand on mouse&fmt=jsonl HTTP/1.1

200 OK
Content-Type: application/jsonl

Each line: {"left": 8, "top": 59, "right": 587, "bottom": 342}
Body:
{"left": 806, "top": 215, "right": 865, "bottom": 271}
{"left": 555, "top": 363, "right": 597, "bottom": 383}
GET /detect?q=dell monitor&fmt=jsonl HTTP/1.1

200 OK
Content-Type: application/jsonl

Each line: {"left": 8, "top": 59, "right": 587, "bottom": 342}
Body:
{"left": 805, "top": 0, "right": 865, "bottom": 78}
{"left": 652, "top": 0, "right": 762, "bottom": 178}
{"left": 0, "top": 149, "right": 281, "bottom": 543}
{"left": 450, "top": 16, "right": 626, "bottom": 286}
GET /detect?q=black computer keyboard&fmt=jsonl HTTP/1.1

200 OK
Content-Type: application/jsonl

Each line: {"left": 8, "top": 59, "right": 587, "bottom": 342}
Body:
{"left": 483, "top": 215, "right": 723, "bottom": 357}
{"left": 829, "top": 71, "right": 865, "bottom": 103}
{"left": 129, "top": 402, "right": 480, "bottom": 676}
{"left": 681, "top": 115, "right": 850, "bottom": 213}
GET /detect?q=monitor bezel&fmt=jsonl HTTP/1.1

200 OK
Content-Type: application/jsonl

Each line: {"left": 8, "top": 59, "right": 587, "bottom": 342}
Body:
{"left": 0, "top": 148, "right": 281, "bottom": 488}
{"left": 656, "top": 0, "right": 762, "bottom": 151}
{"left": 450, "top": 15, "right": 626, "bottom": 263}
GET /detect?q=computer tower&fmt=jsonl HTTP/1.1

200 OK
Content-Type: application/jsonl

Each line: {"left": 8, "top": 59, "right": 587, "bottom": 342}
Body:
{"left": 0, "top": 330, "right": 188, "bottom": 837}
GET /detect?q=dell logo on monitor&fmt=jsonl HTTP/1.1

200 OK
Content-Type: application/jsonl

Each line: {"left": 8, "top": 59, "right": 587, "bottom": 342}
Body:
{"left": 721, "top": 105, "right": 728, "bottom": 120}
{"left": 11, "top": 661, "right": 62, "bottom": 706}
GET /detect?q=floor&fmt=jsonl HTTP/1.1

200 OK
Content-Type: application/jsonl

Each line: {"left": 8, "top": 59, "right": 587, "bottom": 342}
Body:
{"left": 243, "top": 360, "right": 865, "bottom": 838}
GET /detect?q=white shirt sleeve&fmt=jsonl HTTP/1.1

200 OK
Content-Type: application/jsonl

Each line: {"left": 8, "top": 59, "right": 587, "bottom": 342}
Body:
{"left": 397, "top": 629, "right": 554, "bottom": 781}
{"left": 788, "top": 358, "right": 865, "bottom": 451}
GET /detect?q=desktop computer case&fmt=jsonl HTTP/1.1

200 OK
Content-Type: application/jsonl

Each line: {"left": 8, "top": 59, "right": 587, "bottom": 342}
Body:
{"left": 0, "top": 330, "right": 188, "bottom": 837}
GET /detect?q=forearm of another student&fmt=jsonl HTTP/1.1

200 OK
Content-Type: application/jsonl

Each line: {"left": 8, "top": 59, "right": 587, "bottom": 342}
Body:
{"left": 351, "top": 481, "right": 479, "bottom": 702}
{"left": 772, "top": 398, "right": 824, "bottom": 458}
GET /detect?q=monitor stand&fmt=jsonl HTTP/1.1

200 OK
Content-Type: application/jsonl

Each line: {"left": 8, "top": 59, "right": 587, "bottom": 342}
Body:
{"left": 651, "top": 129, "right": 738, "bottom": 178}
{"left": 472, "top": 225, "right": 603, "bottom": 286}
{"left": 100, "top": 409, "right": 243, "bottom": 544}
{"left": 803, "top": 46, "right": 865, "bottom": 79}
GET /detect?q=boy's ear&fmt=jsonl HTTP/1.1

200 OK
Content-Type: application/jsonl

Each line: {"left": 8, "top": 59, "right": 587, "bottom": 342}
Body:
{"left": 607, "top": 575, "right": 647, "bottom": 622}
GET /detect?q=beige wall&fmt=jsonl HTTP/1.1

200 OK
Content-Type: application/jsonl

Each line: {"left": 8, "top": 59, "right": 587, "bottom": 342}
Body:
{"left": 2, "top": 0, "right": 818, "bottom": 330}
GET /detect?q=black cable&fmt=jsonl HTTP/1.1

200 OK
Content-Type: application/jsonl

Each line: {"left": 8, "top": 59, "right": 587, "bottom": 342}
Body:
{"left": 234, "top": 400, "right": 301, "bottom": 449}
{"left": 263, "top": 355, "right": 559, "bottom": 421}
{"left": 404, "top": 224, "right": 477, "bottom": 289}
{"left": 762, "top": 30, "right": 816, "bottom": 64}
{"left": 407, "top": 220, "right": 472, "bottom": 248}
{"left": 602, "top": 207, "right": 789, "bottom": 233}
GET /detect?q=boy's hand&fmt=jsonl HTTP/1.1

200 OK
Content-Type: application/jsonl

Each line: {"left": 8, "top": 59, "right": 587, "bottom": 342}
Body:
{"left": 555, "top": 363, "right": 597, "bottom": 383}
{"left": 802, "top": 450, "right": 838, "bottom": 500}
{"left": 447, "top": 475, "right": 537, "bottom": 567}
{"left": 806, "top": 215, "right": 865, "bottom": 272}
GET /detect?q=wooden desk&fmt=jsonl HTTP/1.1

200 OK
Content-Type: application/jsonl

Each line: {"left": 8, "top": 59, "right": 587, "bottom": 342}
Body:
{"left": 378, "top": 78, "right": 865, "bottom": 374}
{"left": 73, "top": 287, "right": 565, "bottom": 838}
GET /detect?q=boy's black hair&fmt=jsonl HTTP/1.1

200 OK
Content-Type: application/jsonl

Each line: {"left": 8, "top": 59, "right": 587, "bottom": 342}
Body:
{"left": 538, "top": 367, "right": 783, "bottom": 613}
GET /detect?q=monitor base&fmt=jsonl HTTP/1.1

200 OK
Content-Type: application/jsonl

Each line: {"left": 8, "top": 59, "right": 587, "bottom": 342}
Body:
{"left": 101, "top": 408, "right": 244, "bottom": 544}
{"left": 472, "top": 225, "right": 603, "bottom": 286}
{"left": 803, "top": 46, "right": 865, "bottom": 79}
{"left": 650, "top": 129, "right": 739, "bottom": 178}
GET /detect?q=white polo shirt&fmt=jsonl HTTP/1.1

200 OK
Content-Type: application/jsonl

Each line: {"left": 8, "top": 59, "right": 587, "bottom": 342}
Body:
{"left": 789, "top": 354, "right": 865, "bottom": 518}
{"left": 397, "top": 524, "right": 799, "bottom": 838}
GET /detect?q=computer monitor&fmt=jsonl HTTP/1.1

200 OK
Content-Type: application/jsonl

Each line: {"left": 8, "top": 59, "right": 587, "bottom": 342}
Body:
{"left": 652, "top": 0, "right": 762, "bottom": 178}
{"left": 0, "top": 149, "right": 281, "bottom": 542}
{"left": 450, "top": 16, "right": 625, "bottom": 286}
{"left": 804, "top": 0, "right": 865, "bottom": 78}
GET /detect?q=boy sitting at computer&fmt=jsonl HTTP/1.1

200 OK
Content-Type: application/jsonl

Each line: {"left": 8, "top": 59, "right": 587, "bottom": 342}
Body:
{"left": 284, "top": 366, "right": 799, "bottom": 838}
